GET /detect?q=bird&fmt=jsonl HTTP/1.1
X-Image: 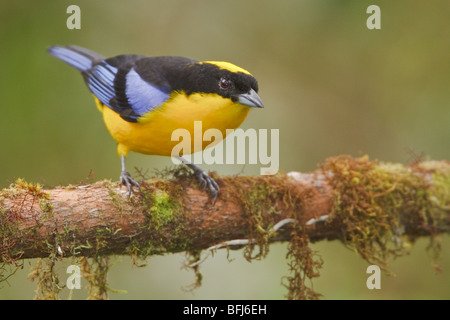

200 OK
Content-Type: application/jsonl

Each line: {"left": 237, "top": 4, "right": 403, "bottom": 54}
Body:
{"left": 48, "top": 45, "right": 263, "bottom": 202}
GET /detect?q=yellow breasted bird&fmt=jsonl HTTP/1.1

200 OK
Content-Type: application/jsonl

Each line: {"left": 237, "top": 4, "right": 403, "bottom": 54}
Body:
{"left": 48, "top": 45, "right": 263, "bottom": 201}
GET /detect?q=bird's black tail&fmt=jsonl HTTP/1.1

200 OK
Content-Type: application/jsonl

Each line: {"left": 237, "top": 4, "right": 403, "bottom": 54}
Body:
{"left": 48, "top": 45, "right": 104, "bottom": 72}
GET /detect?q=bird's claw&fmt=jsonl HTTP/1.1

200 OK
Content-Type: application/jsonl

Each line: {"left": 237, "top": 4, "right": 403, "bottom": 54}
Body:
{"left": 193, "top": 169, "right": 220, "bottom": 203}
{"left": 120, "top": 171, "right": 140, "bottom": 196}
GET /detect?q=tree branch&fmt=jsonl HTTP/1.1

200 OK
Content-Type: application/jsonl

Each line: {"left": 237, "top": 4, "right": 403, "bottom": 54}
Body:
{"left": 1, "top": 156, "right": 449, "bottom": 262}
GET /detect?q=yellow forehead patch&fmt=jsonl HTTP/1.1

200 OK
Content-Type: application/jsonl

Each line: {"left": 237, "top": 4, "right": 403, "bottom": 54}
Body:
{"left": 201, "top": 61, "right": 251, "bottom": 75}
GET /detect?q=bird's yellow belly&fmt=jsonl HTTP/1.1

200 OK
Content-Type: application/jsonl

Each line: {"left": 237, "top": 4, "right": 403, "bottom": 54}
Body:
{"left": 98, "top": 93, "right": 250, "bottom": 157}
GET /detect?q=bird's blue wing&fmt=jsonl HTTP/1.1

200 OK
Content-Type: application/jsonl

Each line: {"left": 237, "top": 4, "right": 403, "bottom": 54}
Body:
{"left": 86, "top": 62, "right": 118, "bottom": 109}
{"left": 87, "top": 63, "right": 170, "bottom": 122}
{"left": 49, "top": 46, "right": 171, "bottom": 122}
{"left": 123, "top": 68, "right": 170, "bottom": 119}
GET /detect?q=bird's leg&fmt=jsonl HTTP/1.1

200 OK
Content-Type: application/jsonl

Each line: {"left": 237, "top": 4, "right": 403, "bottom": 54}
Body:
{"left": 175, "top": 156, "right": 220, "bottom": 203}
{"left": 119, "top": 154, "right": 140, "bottom": 196}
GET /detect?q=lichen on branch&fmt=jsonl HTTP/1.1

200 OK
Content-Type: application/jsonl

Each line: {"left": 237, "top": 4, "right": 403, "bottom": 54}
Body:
{"left": 0, "top": 155, "right": 448, "bottom": 299}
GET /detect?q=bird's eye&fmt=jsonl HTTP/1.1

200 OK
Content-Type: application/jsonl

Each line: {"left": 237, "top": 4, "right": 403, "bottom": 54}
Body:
{"left": 219, "top": 78, "right": 230, "bottom": 89}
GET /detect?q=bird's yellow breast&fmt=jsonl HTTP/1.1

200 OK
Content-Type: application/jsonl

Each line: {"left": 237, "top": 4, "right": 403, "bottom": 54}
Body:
{"left": 96, "top": 92, "right": 250, "bottom": 157}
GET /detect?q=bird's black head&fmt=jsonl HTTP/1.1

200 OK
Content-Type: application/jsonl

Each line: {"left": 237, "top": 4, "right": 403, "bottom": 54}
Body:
{"left": 179, "top": 61, "right": 264, "bottom": 108}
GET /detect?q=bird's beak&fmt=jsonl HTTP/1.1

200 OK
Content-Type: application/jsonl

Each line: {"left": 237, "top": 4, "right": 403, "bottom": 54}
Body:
{"left": 237, "top": 88, "right": 264, "bottom": 108}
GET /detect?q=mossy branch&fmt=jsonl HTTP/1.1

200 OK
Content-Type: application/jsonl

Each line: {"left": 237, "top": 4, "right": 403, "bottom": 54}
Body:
{"left": 1, "top": 156, "right": 449, "bottom": 263}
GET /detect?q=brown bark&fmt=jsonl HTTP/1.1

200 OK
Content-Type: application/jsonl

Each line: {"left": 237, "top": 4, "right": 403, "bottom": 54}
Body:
{"left": 1, "top": 157, "right": 449, "bottom": 261}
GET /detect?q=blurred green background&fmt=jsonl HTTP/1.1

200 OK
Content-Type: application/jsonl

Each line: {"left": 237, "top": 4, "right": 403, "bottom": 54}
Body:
{"left": 0, "top": 0, "right": 449, "bottom": 299}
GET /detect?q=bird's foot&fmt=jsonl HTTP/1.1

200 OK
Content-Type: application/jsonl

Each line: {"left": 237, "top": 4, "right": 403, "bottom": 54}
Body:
{"left": 193, "top": 169, "right": 220, "bottom": 203}
{"left": 120, "top": 170, "right": 140, "bottom": 196}
{"left": 175, "top": 156, "right": 220, "bottom": 203}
